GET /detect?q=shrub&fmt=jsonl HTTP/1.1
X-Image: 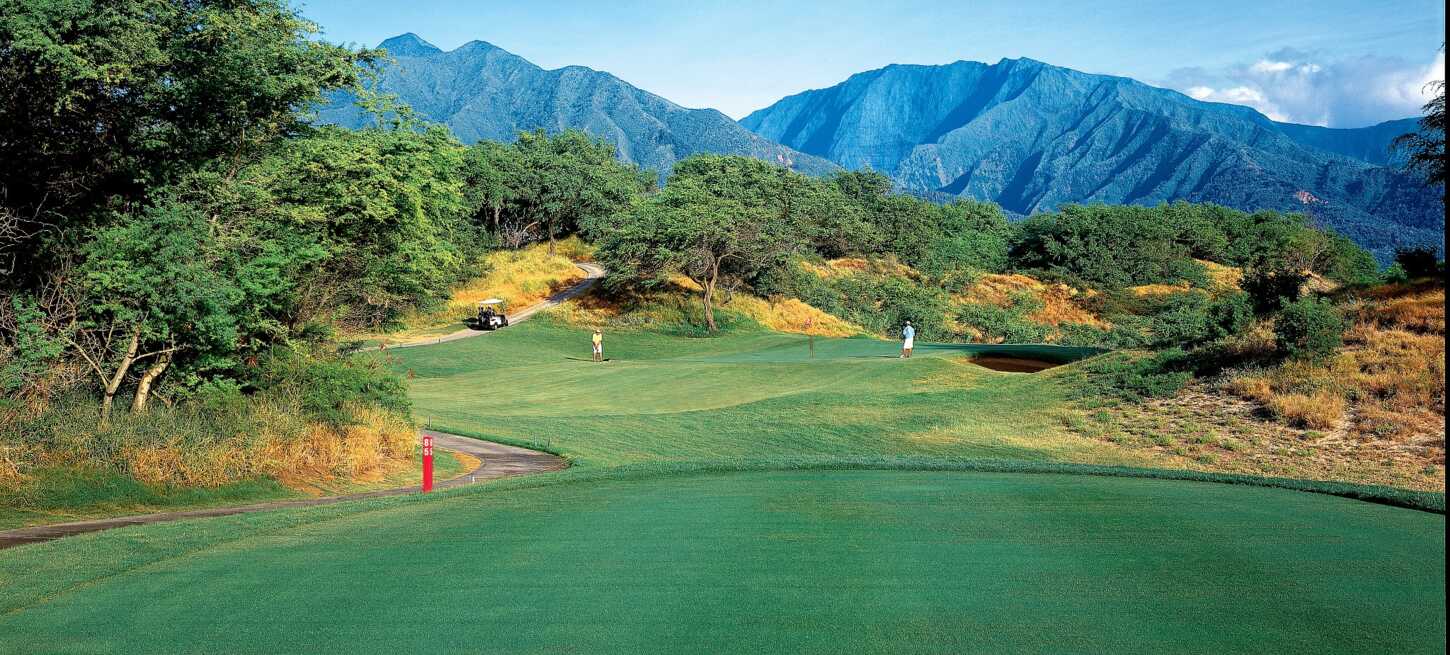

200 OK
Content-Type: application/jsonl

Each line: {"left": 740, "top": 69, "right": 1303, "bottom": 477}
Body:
{"left": 255, "top": 349, "right": 410, "bottom": 425}
{"left": 1146, "top": 294, "right": 1212, "bottom": 347}
{"left": 1268, "top": 391, "right": 1346, "bottom": 429}
{"left": 1206, "top": 291, "right": 1254, "bottom": 340}
{"left": 955, "top": 291, "right": 1050, "bottom": 343}
{"left": 1274, "top": 297, "right": 1344, "bottom": 361}
{"left": 1394, "top": 247, "right": 1442, "bottom": 279}
{"left": 0, "top": 296, "right": 67, "bottom": 396}
{"left": 1073, "top": 349, "right": 1193, "bottom": 403}
{"left": 1243, "top": 267, "right": 1307, "bottom": 314}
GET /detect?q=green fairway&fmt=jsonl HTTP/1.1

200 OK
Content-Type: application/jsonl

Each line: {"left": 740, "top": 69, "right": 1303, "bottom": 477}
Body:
{"left": 4, "top": 317, "right": 1442, "bottom": 652}
{"left": 0, "top": 468, "right": 1441, "bottom": 654}
{"left": 388, "top": 317, "right": 1125, "bottom": 467}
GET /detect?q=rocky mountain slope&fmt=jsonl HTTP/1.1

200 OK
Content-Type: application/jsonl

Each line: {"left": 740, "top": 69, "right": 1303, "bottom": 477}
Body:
{"left": 317, "top": 34, "right": 836, "bottom": 180}
{"left": 741, "top": 58, "right": 1441, "bottom": 259}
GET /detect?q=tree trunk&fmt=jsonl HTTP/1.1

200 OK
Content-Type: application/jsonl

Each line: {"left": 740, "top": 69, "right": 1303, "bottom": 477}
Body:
{"left": 130, "top": 351, "right": 171, "bottom": 414}
{"left": 547, "top": 220, "right": 557, "bottom": 255}
{"left": 100, "top": 328, "right": 142, "bottom": 424}
{"left": 702, "top": 277, "right": 718, "bottom": 332}
{"left": 702, "top": 256, "right": 724, "bottom": 332}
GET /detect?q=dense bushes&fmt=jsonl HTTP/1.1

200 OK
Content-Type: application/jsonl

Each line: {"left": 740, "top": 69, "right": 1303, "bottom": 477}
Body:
{"left": 955, "top": 294, "right": 1051, "bottom": 344}
{"left": 1072, "top": 350, "right": 1193, "bottom": 403}
{"left": 1008, "top": 202, "right": 1379, "bottom": 291}
{"left": 1394, "top": 247, "right": 1444, "bottom": 279}
{"left": 769, "top": 265, "right": 957, "bottom": 341}
{"left": 1010, "top": 204, "right": 1206, "bottom": 288}
{"left": 1274, "top": 297, "right": 1345, "bottom": 361}
{"left": 1242, "top": 268, "right": 1308, "bottom": 314}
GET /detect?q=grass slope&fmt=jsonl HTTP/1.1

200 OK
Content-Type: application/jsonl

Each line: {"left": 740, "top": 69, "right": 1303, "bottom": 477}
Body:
{"left": 390, "top": 316, "right": 1116, "bottom": 468}
{"left": 0, "top": 450, "right": 471, "bottom": 530}
{"left": 0, "top": 468, "right": 1441, "bottom": 654}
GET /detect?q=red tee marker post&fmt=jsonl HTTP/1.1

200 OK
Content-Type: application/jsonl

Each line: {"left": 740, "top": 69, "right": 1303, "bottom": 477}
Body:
{"left": 421, "top": 433, "right": 434, "bottom": 493}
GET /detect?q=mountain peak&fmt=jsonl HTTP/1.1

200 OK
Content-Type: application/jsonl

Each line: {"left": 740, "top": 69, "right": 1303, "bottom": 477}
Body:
{"left": 378, "top": 33, "right": 441, "bottom": 57}
{"left": 740, "top": 58, "right": 1441, "bottom": 261}
{"left": 456, "top": 39, "right": 503, "bottom": 53}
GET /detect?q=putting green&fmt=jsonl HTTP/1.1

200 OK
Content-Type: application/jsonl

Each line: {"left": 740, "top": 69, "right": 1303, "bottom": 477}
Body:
{"left": 390, "top": 318, "right": 1124, "bottom": 467}
{"left": 0, "top": 469, "right": 1441, "bottom": 654}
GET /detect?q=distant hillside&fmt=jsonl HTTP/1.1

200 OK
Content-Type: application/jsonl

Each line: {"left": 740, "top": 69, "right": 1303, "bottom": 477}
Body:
{"left": 1274, "top": 117, "right": 1418, "bottom": 165}
{"left": 317, "top": 34, "right": 836, "bottom": 180}
{"left": 741, "top": 58, "right": 1442, "bottom": 261}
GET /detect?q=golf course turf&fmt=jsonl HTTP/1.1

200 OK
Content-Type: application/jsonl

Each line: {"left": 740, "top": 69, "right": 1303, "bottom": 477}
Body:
{"left": 1, "top": 317, "right": 1443, "bottom": 652}
{"left": 0, "top": 467, "right": 1442, "bottom": 654}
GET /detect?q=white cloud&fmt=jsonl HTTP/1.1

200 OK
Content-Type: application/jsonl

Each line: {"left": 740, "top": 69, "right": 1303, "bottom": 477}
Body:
{"left": 1185, "top": 85, "right": 1215, "bottom": 100}
{"left": 1250, "top": 59, "right": 1294, "bottom": 74}
{"left": 1162, "top": 48, "right": 1444, "bottom": 127}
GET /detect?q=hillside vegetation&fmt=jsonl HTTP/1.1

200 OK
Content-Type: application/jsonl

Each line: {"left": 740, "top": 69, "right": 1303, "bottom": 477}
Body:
{"left": 1, "top": 0, "right": 1443, "bottom": 522}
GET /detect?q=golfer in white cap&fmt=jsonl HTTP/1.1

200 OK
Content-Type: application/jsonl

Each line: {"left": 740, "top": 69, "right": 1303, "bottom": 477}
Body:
{"left": 900, "top": 321, "right": 915, "bottom": 358}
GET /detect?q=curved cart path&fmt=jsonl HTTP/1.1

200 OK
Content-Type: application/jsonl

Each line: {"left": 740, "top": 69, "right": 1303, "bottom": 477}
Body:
{"left": 0, "top": 433, "right": 566, "bottom": 550}
{"left": 384, "top": 261, "right": 604, "bottom": 349}
{"left": 0, "top": 265, "right": 602, "bottom": 549}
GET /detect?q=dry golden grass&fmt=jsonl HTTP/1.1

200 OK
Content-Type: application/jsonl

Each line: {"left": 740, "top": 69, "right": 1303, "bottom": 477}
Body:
{"left": 1126, "top": 261, "right": 1242, "bottom": 297}
{"left": 555, "top": 276, "right": 861, "bottom": 337}
{"left": 1267, "top": 391, "right": 1346, "bottom": 430}
{"left": 119, "top": 404, "right": 417, "bottom": 489}
{"left": 803, "top": 257, "right": 920, "bottom": 280}
{"left": 366, "top": 239, "right": 589, "bottom": 343}
{"left": 1200, "top": 260, "right": 1243, "bottom": 289}
{"left": 1076, "top": 384, "right": 1443, "bottom": 491}
{"left": 957, "top": 273, "right": 1106, "bottom": 328}
{"left": 1217, "top": 281, "right": 1446, "bottom": 487}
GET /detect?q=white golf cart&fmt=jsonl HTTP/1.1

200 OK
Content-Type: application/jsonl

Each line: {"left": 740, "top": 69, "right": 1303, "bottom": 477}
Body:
{"left": 471, "top": 298, "right": 509, "bottom": 331}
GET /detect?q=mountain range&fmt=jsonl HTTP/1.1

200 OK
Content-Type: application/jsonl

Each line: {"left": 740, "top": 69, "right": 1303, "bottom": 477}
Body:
{"left": 316, "top": 34, "right": 836, "bottom": 179}
{"left": 319, "top": 35, "right": 1442, "bottom": 260}
{"left": 740, "top": 58, "right": 1441, "bottom": 259}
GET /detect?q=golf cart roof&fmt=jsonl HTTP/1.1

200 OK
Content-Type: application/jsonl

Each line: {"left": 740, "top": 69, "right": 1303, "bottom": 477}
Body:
{"left": 477, "top": 298, "right": 505, "bottom": 306}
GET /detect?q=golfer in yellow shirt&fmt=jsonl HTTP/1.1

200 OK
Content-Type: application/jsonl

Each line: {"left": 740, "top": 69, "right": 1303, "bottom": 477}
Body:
{"left": 592, "top": 329, "right": 604, "bottom": 362}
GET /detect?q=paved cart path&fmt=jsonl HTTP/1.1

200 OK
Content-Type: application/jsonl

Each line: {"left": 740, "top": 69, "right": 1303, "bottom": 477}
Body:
{"left": 383, "top": 261, "right": 604, "bottom": 349}
{"left": 0, "top": 433, "right": 566, "bottom": 549}
{"left": 0, "top": 264, "right": 603, "bottom": 549}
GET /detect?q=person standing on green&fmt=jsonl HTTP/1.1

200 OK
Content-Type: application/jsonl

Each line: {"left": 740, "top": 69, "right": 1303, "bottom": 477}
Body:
{"left": 592, "top": 329, "right": 604, "bottom": 362}
{"left": 900, "top": 321, "right": 915, "bottom": 359}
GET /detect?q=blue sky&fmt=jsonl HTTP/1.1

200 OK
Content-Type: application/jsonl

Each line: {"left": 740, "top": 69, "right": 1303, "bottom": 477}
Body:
{"left": 298, "top": 0, "right": 1446, "bottom": 127}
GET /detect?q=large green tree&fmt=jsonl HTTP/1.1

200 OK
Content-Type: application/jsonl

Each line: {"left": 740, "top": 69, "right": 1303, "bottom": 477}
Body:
{"left": 222, "top": 125, "right": 478, "bottom": 330}
{"left": 0, "top": 0, "right": 373, "bottom": 278}
{"left": 509, "top": 129, "right": 645, "bottom": 253}
{"left": 73, "top": 202, "right": 241, "bottom": 419}
{"left": 589, "top": 155, "right": 806, "bottom": 331}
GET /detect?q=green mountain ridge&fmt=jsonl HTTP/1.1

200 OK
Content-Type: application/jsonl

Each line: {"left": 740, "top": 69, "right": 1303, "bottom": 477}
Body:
{"left": 316, "top": 34, "right": 837, "bottom": 180}
{"left": 741, "top": 58, "right": 1442, "bottom": 261}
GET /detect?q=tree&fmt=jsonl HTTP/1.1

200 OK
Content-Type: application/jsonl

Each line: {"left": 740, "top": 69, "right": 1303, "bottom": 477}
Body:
{"left": 463, "top": 141, "right": 522, "bottom": 237}
{"left": 1274, "top": 297, "right": 1344, "bottom": 362}
{"left": 588, "top": 156, "right": 805, "bottom": 332}
{"left": 227, "top": 125, "right": 478, "bottom": 329}
{"left": 0, "top": 0, "right": 374, "bottom": 281}
{"left": 1009, "top": 204, "right": 1202, "bottom": 288}
{"left": 1393, "top": 48, "right": 1445, "bottom": 190}
{"left": 1393, "top": 246, "right": 1442, "bottom": 279}
{"left": 1242, "top": 267, "right": 1308, "bottom": 315}
{"left": 927, "top": 200, "right": 1011, "bottom": 275}
{"left": 512, "top": 130, "right": 642, "bottom": 254}
{"left": 75, "top": 203, "right": 241, "bottom": 419}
